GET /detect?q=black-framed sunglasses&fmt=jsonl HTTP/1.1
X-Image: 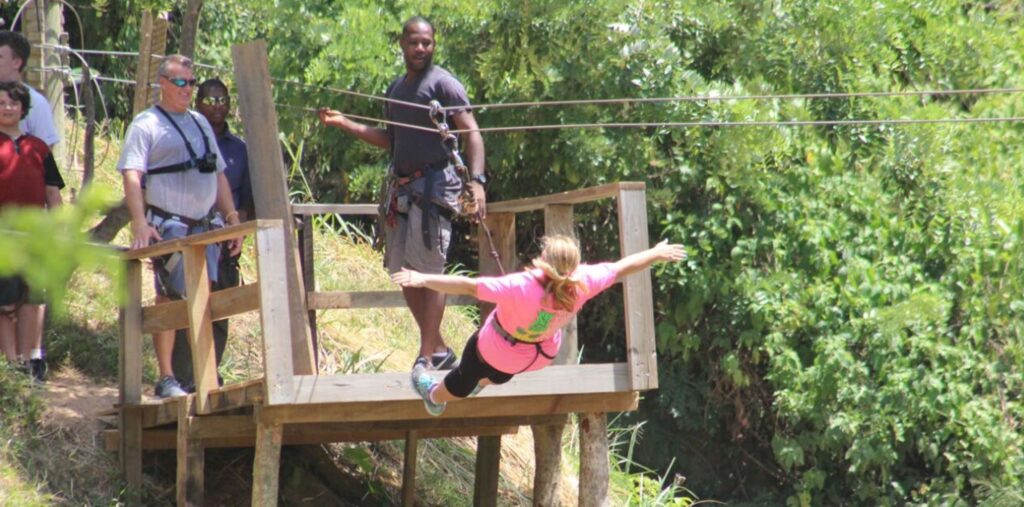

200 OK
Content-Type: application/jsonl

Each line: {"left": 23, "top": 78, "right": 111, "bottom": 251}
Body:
{"left": 163, "top": 76, "right": 197, "bottom": 88}
{"left": 200, "top": 96, "right": 229, "bottom": 106}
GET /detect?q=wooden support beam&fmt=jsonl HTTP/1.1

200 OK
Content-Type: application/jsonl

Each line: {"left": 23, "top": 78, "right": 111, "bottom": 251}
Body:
{"left": 252, "top": 415, "right": 283, "bottom": 507}
{"left": 142, "top": 282, "right": 260, "bottom": 335}
{"left": 473, "top": 435, "right": 501, "bottom": 507}
{"left": 617, "top": 186, "right": 658, "bottom": 391}
{"left": 291, "top": 203, "right": 377, "bottom": 216}
{"left": 479, "top": 212, "right": 516, "bottom": 322}
{"left": 578, "top": 413, "right": 610, "bottom": 507}
{"left": 176, "top": 398, "right": 204, "bottom": 507}
{"left": 255, "top": 223, "right": 295, "bottom": 405}
{"left": 182, "top": 245, "right": 218, "bottom": 413}
{"left": 401, "top": 431, "right": 418, "bottom": 507}
{"left": 297, "top": 217, "right": 319, "bottom": 369}
{"left": 118, "top": 260, "right": 143, "bottom": 503}
{"left": 131, "top": 12, "right": 168, "bottom": 117}
{"left": 308, "top": 290, "right": 476, "bottom": 310}
{"left": 232, "top": 41, "right": 315, "bottom": 375}
{"left": 488, "top": 182, "right": 645, "bottom": 214}
{"left": 544, "top": 204, "right": 577, "bottom": 364}
{"left": 122, "top": 221, "right": 260, "bottom": 260}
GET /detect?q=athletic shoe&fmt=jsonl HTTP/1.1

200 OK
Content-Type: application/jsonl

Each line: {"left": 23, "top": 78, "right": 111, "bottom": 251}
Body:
{"left": 28, "top": 359, "right": 46, "bottom": 383}
{"left": 469, "top": 383, "right": 484, "bottom": 397}
{"left": 411, "top": 364, "right": 446, "bottom": 416}
{"left": 431, "top": 347, "right": 459, "bottom": 370}
{"left": 154, "top": 375, "right": 188, "bottom": 398}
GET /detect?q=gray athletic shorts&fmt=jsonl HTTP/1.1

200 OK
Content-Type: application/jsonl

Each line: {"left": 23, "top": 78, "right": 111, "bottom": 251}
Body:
{"left": 383, "top": 164, "right": 462, "bottom": 274}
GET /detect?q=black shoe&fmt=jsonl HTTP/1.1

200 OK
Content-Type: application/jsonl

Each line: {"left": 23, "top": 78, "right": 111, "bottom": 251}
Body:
{"left": 29, "top": 359, "right": 46, "bottom": 383}
{"left": 430, "top": 347, "right": 459, "bottom": 370}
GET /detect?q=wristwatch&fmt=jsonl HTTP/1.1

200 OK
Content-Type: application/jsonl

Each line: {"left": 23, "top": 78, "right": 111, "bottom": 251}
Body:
{"left": 470, "top": 173, "right": 488, "bottom": 186}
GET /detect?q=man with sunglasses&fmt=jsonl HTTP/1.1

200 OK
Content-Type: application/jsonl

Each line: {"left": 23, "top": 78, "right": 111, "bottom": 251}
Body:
{"left": 118, "top": 54, "right": 242, "bottom": 398}
{"left": 168, "top": 78, "right": 253, "bottom": 393}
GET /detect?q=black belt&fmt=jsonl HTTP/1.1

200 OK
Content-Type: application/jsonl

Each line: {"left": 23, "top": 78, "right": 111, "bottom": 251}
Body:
{"left": 147, "top": 205, "right": 214, "bottom": 228}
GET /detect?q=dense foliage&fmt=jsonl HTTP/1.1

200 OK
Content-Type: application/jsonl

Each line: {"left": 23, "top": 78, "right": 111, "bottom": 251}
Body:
{"left": 19, "top": 0, "right": 1024, "bottom": 504}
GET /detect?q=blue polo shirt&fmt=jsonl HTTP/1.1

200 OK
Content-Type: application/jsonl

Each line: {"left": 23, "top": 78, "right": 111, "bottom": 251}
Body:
{"left": 217, "top": 127, "right": 251, "bottom": 212}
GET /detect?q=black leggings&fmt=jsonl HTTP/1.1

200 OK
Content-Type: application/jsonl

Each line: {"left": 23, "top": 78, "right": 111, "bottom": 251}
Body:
{"left": 443, "top": 332, "right": 513, "bottom": 398}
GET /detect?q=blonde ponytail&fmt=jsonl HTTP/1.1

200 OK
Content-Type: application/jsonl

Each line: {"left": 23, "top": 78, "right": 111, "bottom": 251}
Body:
{"left": 531, "top": 235, "right": 585, "bottom": 312}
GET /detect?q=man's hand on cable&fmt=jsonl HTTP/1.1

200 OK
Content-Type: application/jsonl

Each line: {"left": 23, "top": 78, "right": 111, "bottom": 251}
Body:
{"left": 131, "top": 220, "right": 162, "bottom": 250}
{"left": 317, "top": 107, "right": 349, "bottom": 129}
{"left": 467, "top": 180, "right": 487, "bottom": 219}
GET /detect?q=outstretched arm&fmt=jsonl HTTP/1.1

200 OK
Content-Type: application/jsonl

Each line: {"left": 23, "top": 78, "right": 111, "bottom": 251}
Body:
{"left": 318, "top": 108, "right": 391, "bottom": 150}
{"left": 391, "top": 268, "right": 479, "bottom": 297}
{"left": 612, "top": 240, "right": 687, "bottom": 283}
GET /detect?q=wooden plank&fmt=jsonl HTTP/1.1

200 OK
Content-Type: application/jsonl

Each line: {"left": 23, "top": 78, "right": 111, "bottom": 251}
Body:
{"left": 308, "top": 290, "right": 476, "bottom": 310}
{"left": 297, "top": 218, "right": 320, "bottom": 370}
{"left": 291, "top": 203, "right": 377, "bottom": 216}
{"left": 401, "top": 431, "right": 418, "bottom": 507}
{"left": 131, "top": 12, "right": 155, "bottom": 116}
{"left": 122, "top": 221, "right": 261, "bottom": 260}
{"left": 176, "top": 397, "right": 204, "bottom": 507}
{"left": 579, "top": 412, "right": 609, "bottom": 507}
{"left": 479, "top": 212, "right": 516, "bottom": 321}
{"left": 487, "top": 182, "right": 645, "bottom": 214}
{"left": 290, "top": 364, "right": 629, "bottom": 404}
{"left": 207, "top": 379, "right": 265, "bottom": 413}
{"left": 182, "top": 245, "right": 218, "bottom": 414}
{"left": 255, "top": 224, "right": 296, "bottom": 405}
{"left": 233, "top": 41, "right": 315, "bottom": 375}
{"left": 252, "top": 416, "right": 283, "bottom": 506}
{"left": 617, "top": 187, "right": 658, "bottom": 391}
{"left": 118, "top": 260, "right": 143, "bottom": 502}
{"left": 263, "top": 391, "right": 638, "bottom": 425}
{"left": 545, "top": 204, "right": 578, "bottom": 366}
{"left": 104, "top": 423, "right": 523, "bottom": 451}
{"left": 473, "top": 435, "right": 501, "bottom": 507}
{"left": 142, "top": 283, "right": 260, "bottom": 334}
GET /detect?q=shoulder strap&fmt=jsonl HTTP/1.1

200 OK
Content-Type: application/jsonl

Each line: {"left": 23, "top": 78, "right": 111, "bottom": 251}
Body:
{"left": 154, "top": 106, "right": 212, "bottom": 160}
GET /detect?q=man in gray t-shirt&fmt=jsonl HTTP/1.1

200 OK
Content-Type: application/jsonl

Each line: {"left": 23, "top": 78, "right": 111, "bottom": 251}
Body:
{"left": 319, "top": 16, "right": 487, "bottom": 373}
{"left": 118, "top": 54, "right": 242, "bottom": 398}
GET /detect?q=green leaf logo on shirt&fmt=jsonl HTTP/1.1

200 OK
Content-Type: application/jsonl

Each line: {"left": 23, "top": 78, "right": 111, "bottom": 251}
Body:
{"left": 515, "top": 310, "right": 555, "bottom": 342}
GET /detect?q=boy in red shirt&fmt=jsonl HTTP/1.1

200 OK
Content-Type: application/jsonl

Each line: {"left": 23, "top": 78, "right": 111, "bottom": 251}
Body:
{"left": 0, "top": 81, "right": 64, "bottom": 381}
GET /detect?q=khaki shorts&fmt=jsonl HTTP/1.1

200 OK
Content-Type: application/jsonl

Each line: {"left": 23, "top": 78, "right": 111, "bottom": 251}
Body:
{"left": 384, "top": 201, "right": 452, "bottom": 274}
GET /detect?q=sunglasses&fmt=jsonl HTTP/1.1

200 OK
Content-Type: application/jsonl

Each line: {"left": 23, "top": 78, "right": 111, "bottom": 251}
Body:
{"left": 163, "top": 76, "right": 197, "bottom": 88}
{"left": 200, "top": 96, "right": 229, "bottom": 106}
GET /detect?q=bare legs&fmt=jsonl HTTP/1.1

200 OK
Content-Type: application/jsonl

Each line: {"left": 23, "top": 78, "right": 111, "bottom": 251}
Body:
{"left": 402, "top": 285, "right": 449, "bottom": 359}
{"left": 0, "top": 305, "right": 45, "bottom": 363}
{"left": 153, "top": 294, "right": 175, "bottom": 378}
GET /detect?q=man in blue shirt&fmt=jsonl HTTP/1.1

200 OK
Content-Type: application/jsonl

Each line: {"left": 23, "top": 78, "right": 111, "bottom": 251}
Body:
{"left": 171, "top": 78, "right": 252, "bottom": 391}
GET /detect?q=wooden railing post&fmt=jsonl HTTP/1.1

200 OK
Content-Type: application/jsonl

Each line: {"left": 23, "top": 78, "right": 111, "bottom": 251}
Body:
{"left": 232, "top": 41, "right": 315, "bottom": 375}
{"left": 255, "top": 222, "right": 295, "bottom": 405}
{"left": 297, "top": 217, "right": 319, "bottom": 370}
{"left": 118, "top": 259, "right": 144, "bottom": 503}
{"left": 183, "top": 245, "right": 218, "bottom": 413}
{"left": 616, "top": 186, "right": 657, "bottom": 390}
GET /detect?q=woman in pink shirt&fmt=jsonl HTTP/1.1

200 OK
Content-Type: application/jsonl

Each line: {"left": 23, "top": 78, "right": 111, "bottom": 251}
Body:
{"left": 391, "top": 234, "right": 686, "bottom": 416}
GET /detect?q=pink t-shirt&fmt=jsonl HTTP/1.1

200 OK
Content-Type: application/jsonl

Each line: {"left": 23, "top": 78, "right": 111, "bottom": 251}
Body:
{"left": 476, "top": 263, "right": 619, "bottom": 374}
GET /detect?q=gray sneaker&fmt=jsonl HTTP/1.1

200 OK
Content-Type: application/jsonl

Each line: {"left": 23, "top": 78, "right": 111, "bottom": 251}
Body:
{"left": 411, "top": 364, "right": 446, "bottom": 416}
{"left": 430, "top": 347, "right": 459, "bottom": 370}
{"left": 155, "top": 375, "right": 188, "bottom": 398}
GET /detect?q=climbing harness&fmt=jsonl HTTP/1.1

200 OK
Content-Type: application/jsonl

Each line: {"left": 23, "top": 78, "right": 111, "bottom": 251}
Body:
{"left": 492, "top": 316, "right": 557, "bottom": 374}
{"left": 427, "top": 100, "right": 505, "bottom": 275}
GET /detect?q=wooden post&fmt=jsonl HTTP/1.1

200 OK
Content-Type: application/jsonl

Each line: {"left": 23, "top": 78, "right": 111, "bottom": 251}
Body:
{"left": 254, "top": 222, "right": 295, "bottom": 405}
{"left": 176, "top": 397, "right": 204, "bottom": 506}
{"left": 252, "top": 407, "right": 283, "bottom": 507}
{"left": 81, "top": 64, "right": 96, "bottom": 187}
{"left": 617, "top": 186, "right": 657, "bottom": 390}
{"left": 232, "top": 41, "right": 315, "bottom": 375}
{"left": 401, "top": 431, "right": 418, "bottom": 507}
{"left": 132, "top": 12, "right": 169, "bottom": 117}
{"left": 118, "top": 260, "right": 144, "bottom": 503}
{"left": 578, "top": 413, "right": 609, "bottom": 507}
{"left": 23, "top": 0, "right": 65, "bottom": 162}
{"left": 478, "top": 213, "right": 516, "bottom": 279}
{"left": 182, "top": 245, "right": 218, "bottom": 413}
{"left": 531, "top": 203, "right": 576, "bottom": 505}
{"left": 297, "top": 218, "right": 319, "bottom": 370}
{"left": 22, "top": 1, "right": 44, "bottom": 91}
{"left": 473, "top": 435, "right": 502, "bottom": 507}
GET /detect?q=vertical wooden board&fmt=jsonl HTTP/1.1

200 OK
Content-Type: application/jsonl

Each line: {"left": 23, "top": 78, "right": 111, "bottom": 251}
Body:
{"left": 252, "top": 420, "right": 283, "bottom": 507}
{"left": 147, "top": 15, "right": 168, "bottom": 107}
{"left": 176, "top": 397, "right": 204, "bottom": 507}
{"left": 616, "top": 188, "right": 658, "bottom": 390}
{"left": 21, "top": 2, "right": 44, "bottom": 91}
{"left": 531, "top": 424, "right": 564, "bottom": 506}
{"left": 119, "top": 260, "right": 144, "bottom": 502}
{"left": 182, "top": 245, "right": 218, "bottom": 413}
{"left": 255, "top": 224, "right": 295, "bottom": 405}
{"left": 473, "top": 435, "right": 502, "bottom": 507}
{"left": 544, "top": 204, "right": 578, "bottom": 365}
{"left": 297, "top": 220, "right": 319, "bottom": 370}
{"left": 578, "top": 413, "right": 609, "bottom": 507}
{"left": 232, "top": 41, "right": 315, "bottom": 375}
{"left": 478, "top": 212, "right": 515, "bottom": 317}
{"left": 401, "top": 431, "right": 418, "bottom": 507}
